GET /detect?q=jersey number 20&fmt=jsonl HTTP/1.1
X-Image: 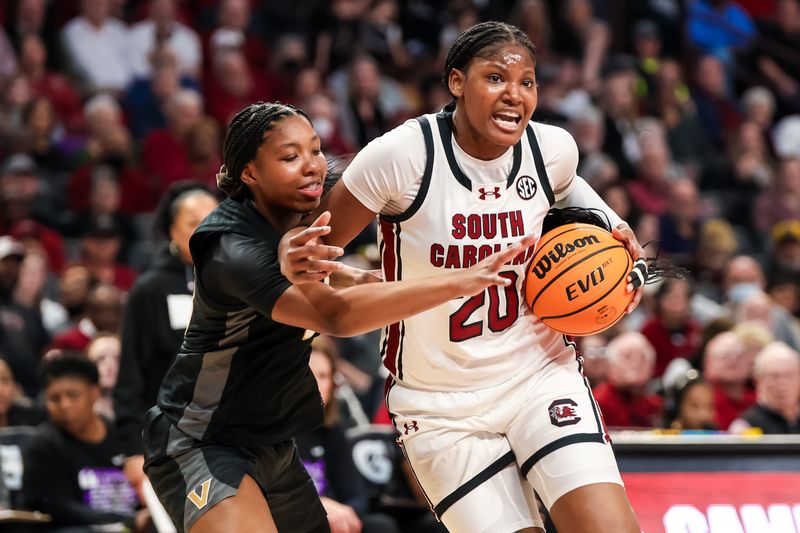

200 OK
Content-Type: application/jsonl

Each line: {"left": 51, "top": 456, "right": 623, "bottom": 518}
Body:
{"left": 449, "top": 271, "right": 519, "bottom": 342}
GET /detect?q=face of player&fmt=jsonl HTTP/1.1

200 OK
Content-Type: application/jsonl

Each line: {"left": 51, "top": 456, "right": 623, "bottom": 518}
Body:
{"left": 243, "top": 115, "right": 326, "bottom": 227}
{"left": 45, "top": 377, "right": 100, "bottom": 436}
{"left": 678, "top": 382, "right": 716, "bottom": 430}
{"left": 449, "top": 42, "right": 537, "bottom": 160}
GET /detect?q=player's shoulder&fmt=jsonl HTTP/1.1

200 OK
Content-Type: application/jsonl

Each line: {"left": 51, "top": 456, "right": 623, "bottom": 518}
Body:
{"left": 526, "top": 121, "right": 579, "bottom": 160}
{"left": 347, "top": 116, "right": 428, "bottom": 171}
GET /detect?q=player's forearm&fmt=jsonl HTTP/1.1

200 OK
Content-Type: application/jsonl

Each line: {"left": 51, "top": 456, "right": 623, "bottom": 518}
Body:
{"left": 320, "top": 275, "right": 466, "bottom": 337}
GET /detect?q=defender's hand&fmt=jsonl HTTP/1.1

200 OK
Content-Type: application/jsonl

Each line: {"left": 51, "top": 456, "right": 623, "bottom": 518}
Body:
{"left": 278, "top": 211, "right": 344, "bottom": 284}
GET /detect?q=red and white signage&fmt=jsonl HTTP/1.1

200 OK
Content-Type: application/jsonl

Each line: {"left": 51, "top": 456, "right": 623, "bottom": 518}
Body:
{"left": 623, "top": 472, "right": 800, "bottom": 532}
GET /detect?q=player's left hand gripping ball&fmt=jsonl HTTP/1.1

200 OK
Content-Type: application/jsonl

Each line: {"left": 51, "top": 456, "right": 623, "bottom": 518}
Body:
{"left": 611, "top": 224, "right": 646, "bottom": 314}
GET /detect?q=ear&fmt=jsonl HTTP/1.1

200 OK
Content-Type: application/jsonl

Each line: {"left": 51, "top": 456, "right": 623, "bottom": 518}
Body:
{"left": 448, "top": 68, "right": 466, "bottom": 99}
{"left": 241, "top": 162, "right": 257, "bottom": 187}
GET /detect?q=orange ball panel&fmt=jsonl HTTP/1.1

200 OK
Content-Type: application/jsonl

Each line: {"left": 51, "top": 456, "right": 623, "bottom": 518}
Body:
{"left": 525, "top": 224, "right": 634, "bottom": 336}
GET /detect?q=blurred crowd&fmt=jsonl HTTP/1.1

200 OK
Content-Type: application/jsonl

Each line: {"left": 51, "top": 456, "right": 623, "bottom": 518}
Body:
{"left": 0, "top": 0, "right": 798, "bottom": 530}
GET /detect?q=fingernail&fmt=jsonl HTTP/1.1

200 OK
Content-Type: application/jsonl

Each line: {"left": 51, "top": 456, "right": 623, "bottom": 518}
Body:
{"left": 626, "top": 283, "right": 633, "bottom": 292}
{"left": 336, "top": 248, "right": 344, "bottom": 256}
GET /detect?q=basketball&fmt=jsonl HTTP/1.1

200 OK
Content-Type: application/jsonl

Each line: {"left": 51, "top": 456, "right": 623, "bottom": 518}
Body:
{"left": 525, "top": 223, "right": 633, "bottom": 336}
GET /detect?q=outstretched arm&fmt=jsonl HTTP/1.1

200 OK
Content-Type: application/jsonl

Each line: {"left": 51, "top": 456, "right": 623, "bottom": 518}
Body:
{"left": 271, "top": 236, "right": 536, "bottom": 337}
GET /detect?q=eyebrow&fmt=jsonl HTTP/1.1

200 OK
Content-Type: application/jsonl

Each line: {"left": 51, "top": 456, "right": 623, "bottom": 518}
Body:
{"left": 277, "top": 135, "right": 320, "bottom": 149}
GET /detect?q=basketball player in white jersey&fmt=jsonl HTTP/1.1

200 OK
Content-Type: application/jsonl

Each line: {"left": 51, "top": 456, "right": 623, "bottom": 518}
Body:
{"left": 281, "top": 22, "right": 644, "bottom": 533}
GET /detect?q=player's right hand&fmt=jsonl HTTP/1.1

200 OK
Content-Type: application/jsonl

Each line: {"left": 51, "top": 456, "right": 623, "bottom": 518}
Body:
{"left": 459, "top": 235, "right": 536, "bottom": 295}
{"left": 278, "top": 211, "right": 345, "bottom": 284}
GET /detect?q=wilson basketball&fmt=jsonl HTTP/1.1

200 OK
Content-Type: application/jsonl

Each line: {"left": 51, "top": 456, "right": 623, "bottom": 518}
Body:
{"left": 525, "top": 223, "right": 633, "bottom": 336}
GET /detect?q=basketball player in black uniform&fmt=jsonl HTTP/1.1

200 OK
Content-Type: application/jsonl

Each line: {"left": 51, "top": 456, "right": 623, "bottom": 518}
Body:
{"left": 142, "top": 102, "right": 534, "bottom": 533}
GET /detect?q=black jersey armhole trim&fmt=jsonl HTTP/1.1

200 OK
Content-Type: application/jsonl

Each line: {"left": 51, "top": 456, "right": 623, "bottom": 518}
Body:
{"left": 436, "top": 111, "right": 522, "bottom": 193}
{"left": 381, "top": 116, "right": 434, "bottom": 224}
{"left": 526, "top": 124, "right": 555, "bottom": 206}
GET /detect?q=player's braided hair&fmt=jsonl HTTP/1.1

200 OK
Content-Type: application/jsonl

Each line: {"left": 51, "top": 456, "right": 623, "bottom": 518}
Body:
{"left": 442, "top": 21, "right": 537, "bottom": 112}
{"left": 216, "top": 102, "right": 310, "bottom": 199}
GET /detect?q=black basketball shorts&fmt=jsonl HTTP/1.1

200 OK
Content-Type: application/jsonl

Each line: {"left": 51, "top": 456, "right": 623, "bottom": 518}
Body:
{"left": 143, "top": 410, "right": 329, "bottom": 532}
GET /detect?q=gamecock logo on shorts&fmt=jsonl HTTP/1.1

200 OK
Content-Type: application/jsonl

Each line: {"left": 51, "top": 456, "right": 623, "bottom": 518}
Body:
{"left": 548, "top": 399, "right": 581, "bottom": 427}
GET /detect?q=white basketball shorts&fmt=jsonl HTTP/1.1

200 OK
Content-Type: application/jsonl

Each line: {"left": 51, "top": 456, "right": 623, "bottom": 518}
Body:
{"left": 387, "top": 355, "right": 623, "bottom": 533}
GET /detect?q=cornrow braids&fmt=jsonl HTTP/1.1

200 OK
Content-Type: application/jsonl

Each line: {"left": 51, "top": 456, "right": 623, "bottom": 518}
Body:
{"left": 217, "top": 101, "right": 310, "bottom": 199}
{"left": 442, "top": 21, "right": 537, "bottom": 112}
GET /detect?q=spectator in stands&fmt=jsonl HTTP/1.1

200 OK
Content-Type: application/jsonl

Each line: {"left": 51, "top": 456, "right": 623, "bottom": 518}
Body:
{"left": 297, "top": 337, "right": 401, "bottom": 533}
{"left": 50, "top": 265, "right": 95, "bottom": 333}
{"left": 361, "top": 0, "right": 411, "bottom": 75}
{"left": 551, "top": 0, "right": 610, "bottom": 93}
{"left": 141, "top": 88, "right": 204, "bottom": 196}
{"left": 68, "top": 98, "right": 153, "bottom": 215}
{"left": 21, "top": 357, "right": 145, "bottom": 529}
{"left": 0, "top": 358, "right": 45, "bottom": 427}
{"left": 730, "top": 342, "right": 800, "bottom": 433}
{"left": 593, "top": 331, "right": 664, "bottom": 428}
{"left": 60, "top": 0, "right": 135, "bottom": 95}
{"left": 627, "top": 119, "right": 681, "bottom": 215}
{"left": 576, "top": 334, "right": 609, "bottom": 387}
{"left": 0, "top": 74, "right": 33, "bottom": 143}
{"left": 312, "top": 0, "right": 369, "bottom": 75}
{"left": 658, "top": 178, "right": 702, "bottom": 266}
{"left": 702, "top": 331, "right": 756, "bottom": 430}
{"left": 0, "top": 236, "right": 48, "bottom": 398}
{"left": 733, "top": 320, "right": 774, "bottom": 378}
{"left": 86, "top": 333, "right": 120, "bottom": 421}
{"left": 204, "top": 0, "right": 268, "bottom": 72}
{"left": 692, "top": 55, "right": 742, "bottom": 149}
{"left": 735, "top": 289, "right": 800, "bottom": 350}
{"left": 740, "top": 86, "right": 776, "bottom": 137}
{"left": 694, "top": 219, "right": 738, "bottom": 305}
{"left": 687, "top": 0, "right": 756, "bottom": 64}
{"left": 302, "top": 93, "right": 354, "bottom": 157}
{"left": 336, "top": 53, "right": 411, "bottom": 149}
{"left": 18, "top": 33, "right": 84, "bottom": 133}
{"left": 125, "top": 47, "right": 200, "bottom": 140}
{"left": 600, "top": 63, "right": 641, "bottom": 179}
{"left": 114, "top": 183, "right": 218, "bottom": 458}
{"left": 571, "top": 106, "right": 616, "bottom": 188}
{"left": 76, "top": 221, "right": 137, "bottom": 291}
{"left": 65, "top": 167, "right": 138, "bottom": 262}
{"left": 0, "top": 154, "right": 68, "bottom": 273}
{"left": 204, "top": 48, "right": 271, "bottom": 127}
{"left": 128, "top": 0, "right": 202, "bottom": 79}
{"left": 768, "top": 219, "right": 800, "bottom": 275}
{"left": 655, "top": 60, "right": 713, "bottom": 174}
{"left": 17, "top": 97, "right": 72, "bottom": 176}
{"left": 4, "top": 0, "right": 59, "bottom": 70}
{"left": 664, "top": 370, "right": 718, "bottom": 431}
{"left": 49, "top": 283, "right": 123, "bottom": 352}
{"left": 750, "top": 0, "right": 800, "bottom": 114}
{"left": 641, "top": 279, "right": 703, "bottom": 378}
{"left": 185, "top": 117, "right": 223, "bottom": 187}
{"left": 753, "top": 157, "right": 800, "bottom": 233}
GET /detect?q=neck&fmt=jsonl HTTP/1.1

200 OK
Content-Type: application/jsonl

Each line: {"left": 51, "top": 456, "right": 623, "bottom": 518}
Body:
{"left": 71, "top": 415, "right": 107, "bottom": 443}
{"left": 773, "top": 402, "right": 799, "bottom": 422}
{"left": 451, "top": 108, "right": 506, "bottom": 160}
{"left": 251, "top": 200, "right": 303, "bottom": 233}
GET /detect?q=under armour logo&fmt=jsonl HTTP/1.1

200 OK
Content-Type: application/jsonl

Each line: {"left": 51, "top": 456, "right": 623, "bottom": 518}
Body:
{"left": 478, "top": 187, "right": 501, "bottom": 200}
{"left": 403, "top": 421, "right": 419, "bottom": 434}
{"left": 187, "top": 478, "right": 212, "bottom": 509}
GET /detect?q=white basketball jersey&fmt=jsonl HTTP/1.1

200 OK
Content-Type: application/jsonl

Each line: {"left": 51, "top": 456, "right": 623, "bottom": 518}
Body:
{"left": 377, "top": 113, "right": 575, "bottom": 391}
